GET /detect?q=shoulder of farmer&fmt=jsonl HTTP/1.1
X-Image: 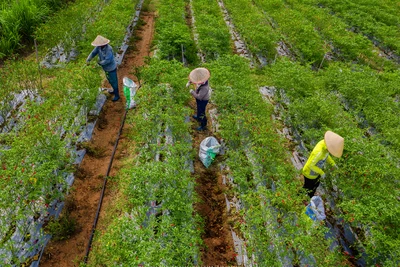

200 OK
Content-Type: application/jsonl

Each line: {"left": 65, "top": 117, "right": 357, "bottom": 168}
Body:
{"left": 310, "top": 140, "right": 325, "bottom": 155}
{"left": 308, "top": 140, "right": 326, "bottom": 161}
{"left": 201, "top": 82, "right": 210, "bottom": 90}
{"left": 107, "top": 45, "right": 114, "bottom": 54}
{"left": 199, "top": 85, "right": 209, "bottom": 97}
{"left": 199, "top": 83, "right": 210, "bottom": 93}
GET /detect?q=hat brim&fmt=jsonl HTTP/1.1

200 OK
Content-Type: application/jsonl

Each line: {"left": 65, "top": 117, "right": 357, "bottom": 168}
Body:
{"left": 189, "top": 68, "right": 210, "bottom": 84}
{"left": 324, "top": 131, "right": 344, "bottom": 157}
{"left": 91, "top": 35, "right": 110, "bottom": 46}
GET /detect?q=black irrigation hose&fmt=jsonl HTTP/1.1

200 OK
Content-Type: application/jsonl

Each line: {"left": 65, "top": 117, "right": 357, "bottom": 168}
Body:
{"left": 83, "top": 108, "right": 128, "bottom": 264}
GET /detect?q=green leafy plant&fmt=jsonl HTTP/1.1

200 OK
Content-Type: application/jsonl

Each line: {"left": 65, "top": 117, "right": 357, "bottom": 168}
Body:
{"left": 45, "top": 214, "right": 77, "bottom": 241}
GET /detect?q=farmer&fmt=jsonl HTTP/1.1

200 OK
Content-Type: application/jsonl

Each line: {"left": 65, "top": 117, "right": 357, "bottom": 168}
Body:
{"left": 302, "top": 131, "right": 344, "bottom": 198}
{"left": 187, "top": 67, "right": 210, "bottom": 131}
{"left": 86, "top": 35, "right": 120, "bottom": 102}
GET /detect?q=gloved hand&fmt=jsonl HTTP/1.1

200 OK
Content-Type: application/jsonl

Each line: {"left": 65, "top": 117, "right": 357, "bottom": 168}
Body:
{"left": 186, "top": 81, "right": 191, "bottom": 88}
{"left": 190, "top": 89, "right": 194, "bottom": 94}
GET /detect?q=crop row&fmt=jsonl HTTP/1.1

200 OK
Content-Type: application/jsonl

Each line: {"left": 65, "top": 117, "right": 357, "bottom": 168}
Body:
{"left": 189, "top": 0, "right": 232, "bottom": 61}
{"left": 87, "top": 0, "right": 205, "bottom": 264}
{"left": 153, "top": 0, "right": 197, "bottom": 64}
{"left": 220, "top": 0, "right": 278, "bottom": 64}
{"left": 0, "top": 0, "right": 141, "bottom": 265}
{"left": 1, "top": 0, "right": 399, "bottom": 265}
{"left": 206, "top": 55, "right": 348, "bottom": 265}
{"left": 317, "top": 0, "right": 400, "bottom": 55}
{"left": 189, "top": 3, "right": 348, "bottom": 265}
{"left": 34, "top": 0, "right": 106, "bottom": 56}
{"left": 252, "top": 0, "right": 396, "bottom": 70}
{"left": 273, "top": 0, "right": 394, "bottom": 70}
{"left": 218, "top": 0, "right": 398, "bottom": 70}
{"left": 89, "top": 59, "right": 202, "bottom": 266}
{"left": 192, "top": 1, "right": 400, "bottom": 265}
{"left": 0, "top": 0, "right": 66, "bottom": 58}
{"left": 262, "top": 59, "right": 400, "bottom": 265}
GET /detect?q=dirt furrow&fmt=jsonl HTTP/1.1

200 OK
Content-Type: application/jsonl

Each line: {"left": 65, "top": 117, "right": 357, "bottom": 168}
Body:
{"left": 40, "top": 10, "right": 155, "bottom": 267}
{"left": 191, "top": 103, "right": 236, "bottom": 266}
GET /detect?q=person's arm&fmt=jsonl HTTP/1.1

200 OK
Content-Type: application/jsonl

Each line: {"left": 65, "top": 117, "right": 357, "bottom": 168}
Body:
{"left": 327, "top": 155, "right": 336, "bottom": 167}
{"left": 86, "top": 47, "right": 99, "bottom": 62}
{"left": 190, "top": 85, "right": 208, "bottom": 100}
{"left": 98, "top": 46, "right": 114, "bottom": 66}
{"left": 308, "top": 150, "right": 326, "bottom": 176}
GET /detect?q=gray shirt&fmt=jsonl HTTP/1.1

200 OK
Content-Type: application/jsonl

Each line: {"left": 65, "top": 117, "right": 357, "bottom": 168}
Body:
{"left": 190, "top": 82, "right": 210, "bottom": 101}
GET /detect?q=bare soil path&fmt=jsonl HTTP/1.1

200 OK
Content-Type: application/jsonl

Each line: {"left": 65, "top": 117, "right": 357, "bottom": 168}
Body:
{"left": 40, "top": 10, "right": 155, "bottom": 267}
{"left": 190, "top": 102, "right": 237, "bottom": 265}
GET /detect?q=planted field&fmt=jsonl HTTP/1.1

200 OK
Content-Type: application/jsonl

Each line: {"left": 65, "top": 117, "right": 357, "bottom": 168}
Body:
{"left": 0, "top": 0, "right": 399, "bottom": 266}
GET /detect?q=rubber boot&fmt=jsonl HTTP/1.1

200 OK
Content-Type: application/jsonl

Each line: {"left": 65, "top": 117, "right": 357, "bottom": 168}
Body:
{"left": 112, "top": 88, "right": 120, "bottom": 101}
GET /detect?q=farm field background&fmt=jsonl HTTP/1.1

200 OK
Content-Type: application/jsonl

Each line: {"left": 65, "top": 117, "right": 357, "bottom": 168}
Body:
{"left": 0, "top": 0, "right": 399, "bottom": 266}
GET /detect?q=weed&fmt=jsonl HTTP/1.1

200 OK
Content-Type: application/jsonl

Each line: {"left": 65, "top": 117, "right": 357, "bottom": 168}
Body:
{"left": 142, "top": 0, "right": 155, "bottom": 12}
{"left": 135, "top": 18, "right": 147, "bottom": 30}
{"left": 44, "top": 213, "right": 77, "bottom": 241}
{"left": 79, "top": 141, "right": 106, "bottom": 158}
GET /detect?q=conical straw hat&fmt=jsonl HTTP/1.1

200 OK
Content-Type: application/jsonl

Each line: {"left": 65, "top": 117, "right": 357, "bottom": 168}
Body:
{"left": 91, "top": 35, "right": 110, "bottom": 46}
{"left": 324, "top": 131, "right": 344, "bottom": 158}
{"left": 189, "top": 68, "right": 210, "bottom": 84}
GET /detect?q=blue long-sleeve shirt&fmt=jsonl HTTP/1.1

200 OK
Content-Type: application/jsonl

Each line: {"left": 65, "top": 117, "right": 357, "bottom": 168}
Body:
{"left": 86, "top": 44, "right": 117, "bottom": 72}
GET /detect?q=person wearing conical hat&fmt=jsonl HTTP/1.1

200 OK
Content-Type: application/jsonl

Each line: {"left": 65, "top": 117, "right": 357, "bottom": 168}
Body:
{"left": 302, "top": 131, "right": 344, "bottom": 198}
{"left": 187, "top": 68, "right": 211, "bottom": 131}
{"left": 86, "top": 35, "right": 120, "bottom": 101}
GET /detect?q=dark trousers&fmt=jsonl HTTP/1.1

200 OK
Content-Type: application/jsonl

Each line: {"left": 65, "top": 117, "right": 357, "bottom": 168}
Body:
{"left": 196, "top": 99, "right": 208, "bottom": 127}
{"left": 105, "top": 68, "right": 119, "bottom": 97}
{"left": 303, "top": 176, "right": 320, "bottom": 198}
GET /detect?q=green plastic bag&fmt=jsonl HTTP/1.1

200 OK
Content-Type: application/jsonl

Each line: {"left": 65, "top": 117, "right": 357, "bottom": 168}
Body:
{"left": 123, "top": 77, "right": 137, "bottom": 109}
{"left": 199, "top": 137, "right": 220, "bottom": 168}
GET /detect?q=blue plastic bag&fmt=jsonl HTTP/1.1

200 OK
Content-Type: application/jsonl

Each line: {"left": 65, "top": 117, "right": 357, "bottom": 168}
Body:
{"left": 305, "top": 196, "right": 326, "bottom": 221}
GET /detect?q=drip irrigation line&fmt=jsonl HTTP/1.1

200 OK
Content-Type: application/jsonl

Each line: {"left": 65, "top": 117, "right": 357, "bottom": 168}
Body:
{"left": 83, "top": 83, "right": 142, "bottom": 263}
{"left": 83, "top": 107, "right": 128, "bottom": 264}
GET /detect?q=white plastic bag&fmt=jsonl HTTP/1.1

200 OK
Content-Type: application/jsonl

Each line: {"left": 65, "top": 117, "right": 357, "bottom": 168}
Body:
{"left": 305, "top": 196, "right": 326, "bottom": 221}
{"left": 123, "top": 77, "right": 137, "bottom": 109}
{"left": 199, "top": 137, "right": 221, "bottom": 168}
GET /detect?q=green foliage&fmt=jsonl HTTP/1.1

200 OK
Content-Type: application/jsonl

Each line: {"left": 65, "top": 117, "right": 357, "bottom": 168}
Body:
{"left": 0, "top": 0, "right": 66, "bottom": 58}
{"left": 88, "top": 60, "right": 202, "bottom": 266}
{"left": 45, "top": 214, "right": 77, "bottom": 241}
{"left": 2, "top": 0, "right": 400, "bottom": 265}
{"left": 82, "top": 0, "right": 138, "bottom": 55}
{"left": 204, "top": 55, "right": 346, "bottom": 265}
{"left": 222, "top": 0, "right": 278, "bottom": 63}
{"left": 154, "top": 0, "right": 198, "bottom": 64}
{"left": 250, "top": 0, "right": 327, "bottom": 66}
{"left": 284, "top": 0, "right": 394, "bottom": 70}
{"left": 191, "top": 0, "right": 232, "bottom": 61}
{"left": 0, "top": 0, "right": 143, "bottom": 264}
{"left": 318, "top": 0, "right": 400, "bottom": 55}
{"left": 262, "top": 57, "right": 400, "bottom": 265}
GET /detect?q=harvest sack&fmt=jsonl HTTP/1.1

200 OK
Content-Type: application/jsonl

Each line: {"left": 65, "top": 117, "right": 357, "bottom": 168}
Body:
{"left": 123, "top": 77, "right": 137, "bottom": 109}
{"left": 199, "top": 137, "right": 220, "bottom": 168}
{"left": 305, "top": 196, "right": 326, "bottom": 221}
